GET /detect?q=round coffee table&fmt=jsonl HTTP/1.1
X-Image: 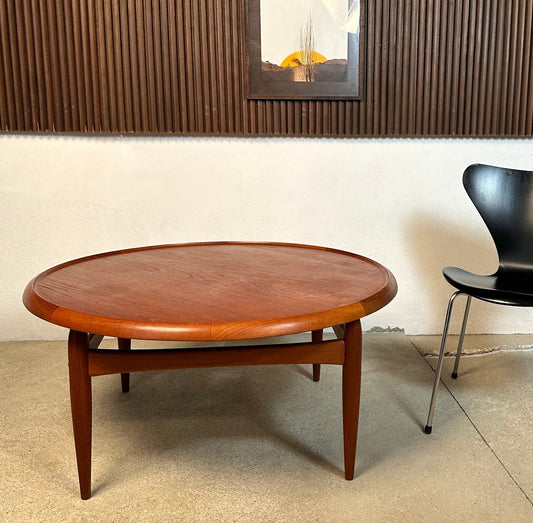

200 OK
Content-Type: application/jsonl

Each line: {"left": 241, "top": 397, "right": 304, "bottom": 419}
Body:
{"left": 23, "top": 242, "right": 397, "bottom": 499}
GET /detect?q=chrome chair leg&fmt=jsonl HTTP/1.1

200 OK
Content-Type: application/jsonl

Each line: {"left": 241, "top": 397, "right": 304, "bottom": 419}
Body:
{"left": 424, "top": 291, "right": 465, "bottom": 434}
{"left": 451, "top": 295, "right": 472, "bottom": 379}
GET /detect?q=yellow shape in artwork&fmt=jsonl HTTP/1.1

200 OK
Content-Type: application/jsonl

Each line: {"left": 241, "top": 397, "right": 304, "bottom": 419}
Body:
{"left": 280, "top": 51, "right": 327, "bottom": 68}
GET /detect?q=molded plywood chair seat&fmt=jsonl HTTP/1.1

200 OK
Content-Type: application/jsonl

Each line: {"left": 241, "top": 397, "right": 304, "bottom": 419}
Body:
{"left": 424, "top": 163, "right": 533, "bottom": 434}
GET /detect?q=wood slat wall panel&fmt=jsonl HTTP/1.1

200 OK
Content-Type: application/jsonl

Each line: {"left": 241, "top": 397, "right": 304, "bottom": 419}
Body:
{"left": 0, "top": 0, "right": 531, "bottom": 136}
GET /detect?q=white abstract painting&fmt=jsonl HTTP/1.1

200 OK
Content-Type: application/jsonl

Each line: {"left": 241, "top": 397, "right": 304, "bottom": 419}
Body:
{"left": 259, "top": 0, "right": 360, "bottom": 83}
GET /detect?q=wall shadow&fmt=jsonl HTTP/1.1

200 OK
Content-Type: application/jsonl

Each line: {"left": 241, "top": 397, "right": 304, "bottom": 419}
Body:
{"left": 405, "top": 212, "right": 498, "bottom": 334}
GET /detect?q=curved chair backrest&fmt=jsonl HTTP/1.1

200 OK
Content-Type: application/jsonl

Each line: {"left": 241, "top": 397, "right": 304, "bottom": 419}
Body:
{"left": 463, "top": 163, "right": 533, "bottom": 273}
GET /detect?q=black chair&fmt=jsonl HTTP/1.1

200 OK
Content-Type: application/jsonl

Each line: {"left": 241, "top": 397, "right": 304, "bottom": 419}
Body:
{"left": 424, "top": 163, "right": 533, "bottom": 434}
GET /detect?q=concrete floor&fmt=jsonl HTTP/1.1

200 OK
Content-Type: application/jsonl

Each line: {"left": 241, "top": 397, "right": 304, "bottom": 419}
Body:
{"left": 0, "top": 333, "right": 531, "bottom": 522}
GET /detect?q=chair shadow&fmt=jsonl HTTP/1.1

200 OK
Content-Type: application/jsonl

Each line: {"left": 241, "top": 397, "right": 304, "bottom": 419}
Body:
{"left": 405, "top": 212, "right": 498, "bottom": 335}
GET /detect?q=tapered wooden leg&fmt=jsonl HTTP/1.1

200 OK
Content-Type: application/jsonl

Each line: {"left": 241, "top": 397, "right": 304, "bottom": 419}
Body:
{"left": 312, "top": 329, "right": 323, "bottom": 382}
{"left": 68, "top": 330, "right": 92, "bottom": 500}
{"left": 117, "top": 338, "right": 131, "bottom": 392}
{"left": 342, "top": 320, "right": 362, "bottom": 480}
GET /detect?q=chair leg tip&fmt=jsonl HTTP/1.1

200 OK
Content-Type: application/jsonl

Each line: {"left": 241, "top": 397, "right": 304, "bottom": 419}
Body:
{"left": 424, "top": 425, "right": 432, "bottom": 434}
{"left": 451, "top": 372, "right": 458, "bottom": 379}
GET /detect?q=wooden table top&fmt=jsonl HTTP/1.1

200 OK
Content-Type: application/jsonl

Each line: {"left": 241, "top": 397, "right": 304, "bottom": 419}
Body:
{"left": 23, "top": 242, "right": 397, "bottom": 341}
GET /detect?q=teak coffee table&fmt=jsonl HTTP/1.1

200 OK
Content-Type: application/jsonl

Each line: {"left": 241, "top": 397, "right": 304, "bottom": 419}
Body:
{"left": 23, "top": 242, "right": 397, "bottom": 499}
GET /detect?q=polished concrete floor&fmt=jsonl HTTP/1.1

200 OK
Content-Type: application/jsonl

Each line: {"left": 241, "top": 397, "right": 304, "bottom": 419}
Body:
{"left": 0, "top": 333, "right": 531, "bottom": 522}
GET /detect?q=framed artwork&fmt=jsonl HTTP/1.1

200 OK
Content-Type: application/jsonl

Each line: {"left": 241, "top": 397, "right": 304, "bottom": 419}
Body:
{"left": 245, "top": 0, "right": 364, "bottom": 100}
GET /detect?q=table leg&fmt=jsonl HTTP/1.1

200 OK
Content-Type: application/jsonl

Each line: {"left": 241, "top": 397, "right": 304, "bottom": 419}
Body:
{"left": 117, "top": 338, "right": 131, "bottom": 392}
{"left": 312, "top": 329, "right": 323, "bottom": 382}
{"left": 68, "top": 330, "right": 92, "bottom": 500}
{"left": 342, "top": 320, "right": 362, "bottom": 480}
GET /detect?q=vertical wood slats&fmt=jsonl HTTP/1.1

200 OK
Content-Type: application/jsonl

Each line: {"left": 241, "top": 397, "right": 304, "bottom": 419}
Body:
{"left": 0, "top": 0, "right": 532, "bottom": 136}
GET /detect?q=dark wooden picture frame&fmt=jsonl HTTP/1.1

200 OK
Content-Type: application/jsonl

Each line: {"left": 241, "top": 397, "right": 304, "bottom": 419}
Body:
{"left": 245, "top": 0, "right": 364, "bottom": 100}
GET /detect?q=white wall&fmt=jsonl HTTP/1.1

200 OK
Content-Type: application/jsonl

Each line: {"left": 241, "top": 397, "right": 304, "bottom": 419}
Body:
{"left": 1, "top": 135, "right": 532, "bottom": 341}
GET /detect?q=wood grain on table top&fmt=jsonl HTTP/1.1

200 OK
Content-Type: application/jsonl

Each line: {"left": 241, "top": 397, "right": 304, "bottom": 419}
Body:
{"left": 23, "top": 242, "right": 397, "bottom": 340}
